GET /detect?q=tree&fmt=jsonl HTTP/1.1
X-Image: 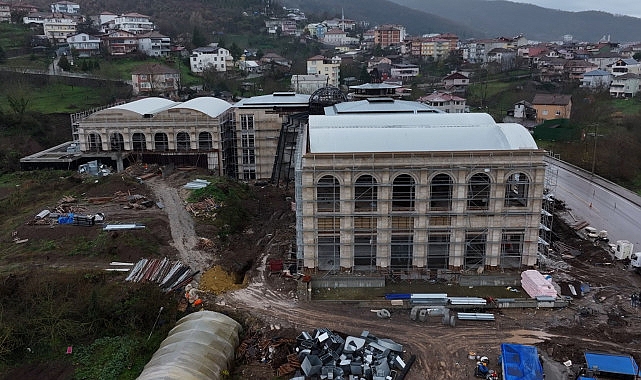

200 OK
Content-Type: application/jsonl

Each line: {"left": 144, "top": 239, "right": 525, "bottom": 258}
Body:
{"left": 58, "top": 55, "right": 71, "bottom": 71}
{"left": 192, "top": 26, "right": 207, "bottom": 48}
{"left": 0, "top": 46, "right": 5, "bottom": 64}
{"left": 229, "top": 42, "right": 242, "bottom": 62}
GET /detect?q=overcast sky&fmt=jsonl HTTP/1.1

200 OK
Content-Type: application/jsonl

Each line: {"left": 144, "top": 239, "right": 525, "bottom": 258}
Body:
{"left": 511, "top": 1, "right": 641, "bottom": 19}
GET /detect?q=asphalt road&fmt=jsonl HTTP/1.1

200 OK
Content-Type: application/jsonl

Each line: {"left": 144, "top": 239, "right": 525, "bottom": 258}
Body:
{"left": 545, "top": 156, "right": 641, "bottom": 248}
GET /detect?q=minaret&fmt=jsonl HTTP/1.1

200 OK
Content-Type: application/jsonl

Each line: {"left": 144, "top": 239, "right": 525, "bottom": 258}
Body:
{"left": 341, "top": 8, "right": 345, "bottom": 31}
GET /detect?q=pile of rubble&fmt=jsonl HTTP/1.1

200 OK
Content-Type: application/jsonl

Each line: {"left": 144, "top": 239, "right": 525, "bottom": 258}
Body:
{"left": 88, "top": 191, "right": 156, "bottom": 209}
{"left": 186, "top": 198, "right": 222, "bottom": 218}
{"left": 290, "top": 328, "right": 409, "bottom": 379}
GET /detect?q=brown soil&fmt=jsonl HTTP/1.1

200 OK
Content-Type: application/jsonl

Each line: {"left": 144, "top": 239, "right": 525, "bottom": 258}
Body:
{"left": 7, "top": 169, "right": 641, "bottom": 379}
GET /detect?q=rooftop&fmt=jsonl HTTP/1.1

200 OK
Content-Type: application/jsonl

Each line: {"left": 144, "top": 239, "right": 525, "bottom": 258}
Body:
{"left": 307, "top": 112, "right": 538, "bottom": 154}
{"left": 234, "top": 92, "right": 311, "bottom": 108}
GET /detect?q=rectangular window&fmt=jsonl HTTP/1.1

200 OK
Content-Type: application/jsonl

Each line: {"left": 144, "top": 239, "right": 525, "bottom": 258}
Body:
{"left": 242, "top": 169, "right": 256, "bottom": 180}
{"left": 427, "top": 232, "right": 450, "bottom": 269}
{"left": 391, "top": 235, "right": 413, "bottom": 270}
{"left": 241, "top": 114, "right": 254, "bottom": 131}
{"left": 501, "top": 230, "right": 524, "bottom": 268}
{"left": 318, "top": 236, "right": 340, "bottom": 271}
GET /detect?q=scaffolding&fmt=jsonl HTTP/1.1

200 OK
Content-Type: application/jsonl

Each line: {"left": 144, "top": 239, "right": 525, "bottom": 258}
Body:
{"left": 296, "top": 149, "right": 547, "bottom": 280}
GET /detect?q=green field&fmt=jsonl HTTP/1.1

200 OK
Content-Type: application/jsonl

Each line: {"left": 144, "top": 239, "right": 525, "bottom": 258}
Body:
{"left": 610, "top": 97, "right": 641, "bottom": 115}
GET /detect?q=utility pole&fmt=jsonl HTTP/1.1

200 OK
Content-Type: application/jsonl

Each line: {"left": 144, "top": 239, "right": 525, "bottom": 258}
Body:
{"left": 591, "top": 123, "right": 598, "bottom": 176}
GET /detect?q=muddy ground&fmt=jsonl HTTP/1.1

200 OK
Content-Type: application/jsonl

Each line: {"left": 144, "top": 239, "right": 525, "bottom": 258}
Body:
{"left": 9, "top": 168, "right": 641, "bottom": 380}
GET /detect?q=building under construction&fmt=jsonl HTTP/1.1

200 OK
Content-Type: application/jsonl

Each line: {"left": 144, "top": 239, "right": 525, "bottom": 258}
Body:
{"left": 294, "top": 98, "right": 547, "bottom": 275}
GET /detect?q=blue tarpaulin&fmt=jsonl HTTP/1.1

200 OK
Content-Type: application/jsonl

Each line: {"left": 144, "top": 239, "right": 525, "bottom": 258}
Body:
{"left": 501, "top": 343, "right": 544, "bottom": 380}
{"left": 584, "top": 352, "right": 639, "bottom": 376}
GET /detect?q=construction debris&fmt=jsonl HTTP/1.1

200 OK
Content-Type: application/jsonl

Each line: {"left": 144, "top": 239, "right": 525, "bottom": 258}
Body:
{"left": 125, "top": 258, "right": 196, "bottom": 292}
{"left": 292, "top": 328, "right": 407, "bottom": 379}
{"left": 183, "top": 179, "right": 211, "bottom": 190}
{"left": 186, "top": 198, "right": 222, "bottom": 218}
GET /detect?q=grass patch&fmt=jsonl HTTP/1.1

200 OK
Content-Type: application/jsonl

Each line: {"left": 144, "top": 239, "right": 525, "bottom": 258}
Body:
{"left": 610, "top": 98, "right": 641, "bottom": 115}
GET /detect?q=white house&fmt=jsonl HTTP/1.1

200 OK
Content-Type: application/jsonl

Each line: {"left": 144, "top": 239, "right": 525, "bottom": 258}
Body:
{"left": 112, "top": 13, "right": 154, "bottom": 35}
{"left": 390, "top": 63, "right": 419, "bottom": 80}
{"left": 51, "top": 1, "right": 79, "bottom": 14}
{"left": 580, "top": 69, "right": 613, "bottom": 90}
{"left": 608, "top": 58, "right": 641, "bottom": 77}
{"left": 137, "top": 31, "right": 171, "bottom": 57}
{"left": 43, "top": 16, "right": 78, "bottom": 43}
{"left": 190, "top": 43, "right": 231, "bottom": 73}
{"left": 67, "top": 33, "right": 101, "bottom": 57}
{"left": 609, "top": 73, "right": 641, "bottom": 98}
{"left": 322, "top": 28, "right": 358, "bottom": 46}
{"left": 417, "top": 91, "right": 467, "bottom": 113}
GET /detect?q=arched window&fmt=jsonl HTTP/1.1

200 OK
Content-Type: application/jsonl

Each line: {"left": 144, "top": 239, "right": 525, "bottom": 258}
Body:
{"left": 392, "top": 174, "right": 415, "bottom": 211}
{"left": 154, "top": 133, "right": 168, "bottom": 151}
{"left": 354, "top": 175, "right": 377, "bottom": 212}
{"left": 317, "top": 175, "right": 340, "bottom": 212}
{"left": 504, "top": 172, "right": 529, "bottom": 207}
{"left": 109, "top": 133, "right": 124, "bottom": 151}
{"left": 176, "top": 132, "right": 190, "bottom": 151}
{"left": 87, "top": 133, "right": 102, "bottom": 152}
{"left": 467, "top": 173, "right": 491, "bottom": 210}
{"left": 198, "top": 132, "right": 213, "bottom": 150}
{"left": 132, "top": 133, "right": 147, "bottom": 151}
{"left": 430, "top": 174, "right": 453, "bottom": 211}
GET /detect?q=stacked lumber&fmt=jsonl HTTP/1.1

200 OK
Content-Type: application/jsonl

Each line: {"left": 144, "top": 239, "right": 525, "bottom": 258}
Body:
{"left": 521, "top": 270, "right": 557, "bottom": 298}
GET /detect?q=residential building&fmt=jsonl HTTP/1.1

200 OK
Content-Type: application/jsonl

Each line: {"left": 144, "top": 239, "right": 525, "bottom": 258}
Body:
{"left": 306, "top": 55, "right": 341, "bottom": 87}
{"left": 418, "top": 91, "right": 466, "bottom": 113}
{"left": 295, "top": 99, "right": 545, "bottom": 274}
{"left": 443, "top": 72, "right": 470, "bottom": 93}
{"left": 232, "top": 92, "right": 310, "bottom": 181}
{"left": 348, "top": 83, "right": 404, "bottom": 100}
{"left": 50, "top": 1, "right": 79, "bottom": 14}
{"left": 67, "top": 33, "right": 101, "bottom": 57}
{"left": 409, "top": 34, "right": 459, "bottom": 61}
{"left": 131, "top": 63, "right": 180, "bottom": 96}
{"left": 137, "top": 31, "right": 171, "bottom": 57}
{"left": 323, "top": 17, "right": 356, "bottom": 31}
{"left": 190, "top": 43, "right": 231, "bottom": 73}
{"left": 508, "top": 100, "right": 537, "bottom": 121}
{"left": 291, "top": 74, "right": 330, "bottom": 94}
{"left": 564, "top": 60, "right": 598, "bottom": 80}
{"left": 373, "top": 24, "right": 406, "bottom": 47}
{"left": 609, "top": 73, "right": 641, "bottom": 98}
{"left": 531, "top": 94, "right": 572, "bottom": 122}
{"left": 608, "top": 58, "right": 641, "bottom": 77}
{"left": 43, "top": 15, "right": 78, "bottom": 43}
{"left": 580, "top": 70, "right": 613, "bottom": 90}
{"left": 265, "top": 18, "right": 297, "bottom": 36}
{"left": 390, "top": 63, "right": 419, "bottom": 80}
{"left": 102, "top": 30, "right": 138, "bottom": 55}
{"left": 462, "top": 38, "right": 512, "bottom": 64}
{"left": 322, "top": 28, "right": 357, "bottom": 46}
{"left": 260, "top": 52, "right": 290, "bottom": 68}
{"left": 76, "top": 97, "right": 234, "bottom": 173}
{"left": 0, "top": 2, "right": 10, "bottom": 23}
{"left": 23, "top": 12, "right": 48, "bottom": 25}
{"left": 487, "top": 48, "right": 517, "bottom": 71}
{"left": 238, "top": 60, "right": 261, "bottom": 74}
{"left": 112, "top": 13, "right": 154, "bottom": 35}
{"left": 305, "top": 23, "right": 327, "bottom": 39}
{"left": 587, "top": 52, "right": 622, "bottom": 70}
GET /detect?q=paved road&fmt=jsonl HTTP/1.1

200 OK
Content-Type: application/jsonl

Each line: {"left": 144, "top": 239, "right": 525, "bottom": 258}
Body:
{"left": 545, "top": 156, "right": 641, "bottom": 247}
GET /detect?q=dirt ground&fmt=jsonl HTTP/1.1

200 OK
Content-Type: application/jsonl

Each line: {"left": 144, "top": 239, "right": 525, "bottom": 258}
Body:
{"left": 10, "top": 168, "right": 641, "bottom": 380}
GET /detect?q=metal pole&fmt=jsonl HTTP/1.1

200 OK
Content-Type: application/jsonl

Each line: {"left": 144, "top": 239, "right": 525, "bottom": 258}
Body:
{"left": 148, "top": 306, "right": 164, "bottom": 341}
{"left": 591, "top": 124, "right": 598, "bottom": 175}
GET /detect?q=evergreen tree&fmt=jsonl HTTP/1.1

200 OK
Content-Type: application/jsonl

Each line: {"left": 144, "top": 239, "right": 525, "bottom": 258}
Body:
{"left": 58, "top": 55, "right": 71, "bottom": 71}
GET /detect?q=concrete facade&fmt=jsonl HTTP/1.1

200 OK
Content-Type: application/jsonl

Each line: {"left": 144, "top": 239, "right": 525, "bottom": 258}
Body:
{"left": 76, "top": 97, "right": 233, "bottom": 173}
{"left": 295, "top": 105, "right": 546, "bottom": 275}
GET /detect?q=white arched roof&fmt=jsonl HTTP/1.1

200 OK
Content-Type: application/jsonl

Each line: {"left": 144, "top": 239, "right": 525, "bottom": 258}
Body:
{"left": 137, "top": 311, "right": 242, "bottom": 380}
{"left": 168, "top": 97, "right": 232, "bottom": 118}
{"left": 111, "top": 97, "right": 179, "bottom": 116}
{"left": 307, "top": 113, "right": 539, "bottom": 153}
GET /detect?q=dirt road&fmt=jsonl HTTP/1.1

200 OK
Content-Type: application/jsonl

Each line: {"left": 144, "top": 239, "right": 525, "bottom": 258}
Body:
{"left": 147, "top": 177, "right": 213, "bottom": 275}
